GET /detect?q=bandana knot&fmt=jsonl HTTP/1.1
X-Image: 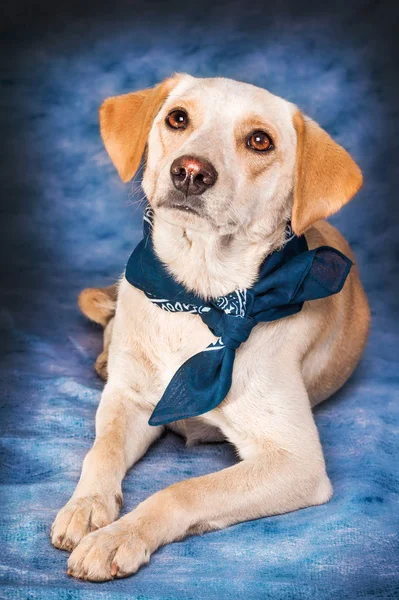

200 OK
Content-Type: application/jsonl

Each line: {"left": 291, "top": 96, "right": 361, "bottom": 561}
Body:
{"left": 220, "top": 314, "right": 254, "bottom": 350}
{"left": 199, "top": 289, "right": 255, "bottom": 349}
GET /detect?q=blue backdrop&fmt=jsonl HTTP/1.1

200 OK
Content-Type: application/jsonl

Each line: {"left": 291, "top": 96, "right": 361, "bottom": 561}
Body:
{"left": 0, "top": 1, "right": 398, "bottom": 598}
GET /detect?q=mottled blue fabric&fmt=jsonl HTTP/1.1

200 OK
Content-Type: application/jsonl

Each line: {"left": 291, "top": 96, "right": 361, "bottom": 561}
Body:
{"left": 0, "top": 1, "right": 398, "bottom": 598}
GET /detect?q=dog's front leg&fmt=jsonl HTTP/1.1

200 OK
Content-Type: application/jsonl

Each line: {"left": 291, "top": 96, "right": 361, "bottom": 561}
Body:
{"left": 67, "top": 377, "right": 332, "bottom": 581}
{"left": 51, "top": 382, "right": 162, "bottom": 551}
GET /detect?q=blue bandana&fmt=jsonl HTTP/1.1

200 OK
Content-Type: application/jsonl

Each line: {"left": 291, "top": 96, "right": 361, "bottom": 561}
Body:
{"left": 126, "top": 207, "right": 352, "bottom": 426}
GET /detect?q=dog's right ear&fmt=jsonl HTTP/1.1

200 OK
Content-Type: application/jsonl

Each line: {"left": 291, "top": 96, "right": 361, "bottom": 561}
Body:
{"left": 292, "top": 110, "right": 363, "bottom": 236}
{"left": 99, "top": 76, "right": 180, "bottom": 183}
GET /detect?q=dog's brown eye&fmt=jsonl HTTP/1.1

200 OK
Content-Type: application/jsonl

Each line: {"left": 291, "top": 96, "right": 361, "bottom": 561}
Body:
{"left": 166, "top": 109, "right": 188, "bottom": 130}
{"left": 247, "top": 131, "right": 273, "bottom": 152}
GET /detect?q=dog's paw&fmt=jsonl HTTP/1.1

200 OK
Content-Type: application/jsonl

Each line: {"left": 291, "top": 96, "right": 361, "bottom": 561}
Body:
{"left": 95, "top": 350, "right": 108, "bottom": 380}
{"left": 67, "top": 520, "right": 150, "bottom": 581}
{"left": 51, "top": 494, "right": 122, "bottom": 552}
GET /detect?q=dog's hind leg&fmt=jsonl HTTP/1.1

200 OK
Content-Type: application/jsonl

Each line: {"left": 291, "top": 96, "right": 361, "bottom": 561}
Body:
{"left": 94, "top": 317, "right": 114, "bottom": 380}
{"left": 78, "top": 284, "right": 118, "bottom": 380}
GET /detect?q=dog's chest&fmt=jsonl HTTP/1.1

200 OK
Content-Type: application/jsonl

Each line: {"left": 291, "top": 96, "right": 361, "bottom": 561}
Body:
{"left": 115, "top": 278, "right": 216, "bottom": 384}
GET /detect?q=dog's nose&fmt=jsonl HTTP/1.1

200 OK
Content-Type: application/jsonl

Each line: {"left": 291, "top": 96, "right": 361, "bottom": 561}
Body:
{"left": 170, "top": 156, "right": 218, "bottom": 196}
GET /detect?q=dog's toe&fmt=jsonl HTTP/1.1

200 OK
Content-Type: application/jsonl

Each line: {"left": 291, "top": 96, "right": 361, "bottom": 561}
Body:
{"left": 51, "top": 495, "right": 120, "bottom": 552}
{"left": 67, "top": 521, "right": 150, "bottom": 581}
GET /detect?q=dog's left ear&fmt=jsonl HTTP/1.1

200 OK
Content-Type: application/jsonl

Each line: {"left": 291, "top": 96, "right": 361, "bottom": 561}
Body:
{"left": 99, "top": 75, "right": 180, "bottom": 182}
{"left": 292, "top": 111, "right": 363, "bottom": 236}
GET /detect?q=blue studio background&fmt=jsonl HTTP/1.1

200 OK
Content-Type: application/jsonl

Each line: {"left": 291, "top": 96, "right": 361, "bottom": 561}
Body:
{"left": 0, "top": 1, "right": 398, "bottom": 598}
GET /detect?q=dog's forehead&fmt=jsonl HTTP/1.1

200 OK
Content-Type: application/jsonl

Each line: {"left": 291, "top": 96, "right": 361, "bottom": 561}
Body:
{"left": 167, "top": 75, "right": 294, "bottom": 126}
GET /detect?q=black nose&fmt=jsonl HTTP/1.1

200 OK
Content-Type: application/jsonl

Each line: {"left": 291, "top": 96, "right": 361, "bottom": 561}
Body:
{"left": 170, "top": 155, "right": 218, "bottom": 196}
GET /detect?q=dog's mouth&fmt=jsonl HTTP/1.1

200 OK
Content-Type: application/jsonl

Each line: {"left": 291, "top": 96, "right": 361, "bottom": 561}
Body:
{"left": 157, "top": 192, "right": 205, "bottom": 220}
{"left": 168, "top": 203, "right": 202, "bottom": 217}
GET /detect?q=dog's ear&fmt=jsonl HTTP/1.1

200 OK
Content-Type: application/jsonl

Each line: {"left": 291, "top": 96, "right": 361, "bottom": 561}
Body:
{"left": 99, "top": 76, "right": 180, "bottom": 182}
{"left": 292, "top": 110, "right": 363, "bottom": 236}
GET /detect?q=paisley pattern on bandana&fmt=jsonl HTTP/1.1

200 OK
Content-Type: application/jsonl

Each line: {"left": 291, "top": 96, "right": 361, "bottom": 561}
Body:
{"left": 146, "top": 293, "right": 211, "bottom": 315}
{"left": 143, "top": 204, "right": 154, "bottom": 225}
{"left": 214, "top": 290, "right": 247, "bottom": 317}
{"left": 203, "top": 338, "right": 226, "bottom": 351}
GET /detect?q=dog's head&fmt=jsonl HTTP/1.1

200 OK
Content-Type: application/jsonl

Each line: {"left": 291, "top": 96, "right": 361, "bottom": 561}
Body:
{"left": 100, "top": 74, "right": 362, "bottom": 237}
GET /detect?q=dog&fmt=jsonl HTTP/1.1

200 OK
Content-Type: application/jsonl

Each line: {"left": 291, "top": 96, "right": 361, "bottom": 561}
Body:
{"left": 51, "top": 74, "right": 370, "bottom": 581}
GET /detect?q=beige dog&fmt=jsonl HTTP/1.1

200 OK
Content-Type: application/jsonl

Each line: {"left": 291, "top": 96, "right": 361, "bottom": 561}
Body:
{"left": 51, "top": 74, "right": 370, "bottom": 581}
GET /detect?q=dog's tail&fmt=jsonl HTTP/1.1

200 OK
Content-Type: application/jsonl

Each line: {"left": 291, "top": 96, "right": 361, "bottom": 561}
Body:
{"left": 78, "top": 284, "right": 118, "bottom": 327}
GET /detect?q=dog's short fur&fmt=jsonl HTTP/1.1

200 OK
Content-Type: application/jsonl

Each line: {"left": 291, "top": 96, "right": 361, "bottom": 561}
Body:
{"left": 51, "top": 75, "right": 370, "bottom": 581}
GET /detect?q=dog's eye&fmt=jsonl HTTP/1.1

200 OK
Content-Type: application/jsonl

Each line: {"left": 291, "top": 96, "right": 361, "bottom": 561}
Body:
{"left": 247, "top": 131, "right": 273, "bottom": 152}
{"left": 166, "top": 109, "right": 189, "bottom": 130}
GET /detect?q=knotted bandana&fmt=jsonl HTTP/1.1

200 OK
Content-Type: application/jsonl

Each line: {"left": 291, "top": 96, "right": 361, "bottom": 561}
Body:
{"left": 126, "top": 206, "right": 352, "bottom": 426}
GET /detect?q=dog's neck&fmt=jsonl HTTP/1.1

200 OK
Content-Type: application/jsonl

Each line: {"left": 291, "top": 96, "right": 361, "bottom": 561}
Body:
{"left": 152, "top": 215, "right": 287, "bottom": 299}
